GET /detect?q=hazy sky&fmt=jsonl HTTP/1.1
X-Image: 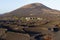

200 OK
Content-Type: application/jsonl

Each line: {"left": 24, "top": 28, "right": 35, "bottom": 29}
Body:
{"left": 0, "top": 0, "right": 60, "bottom": 14}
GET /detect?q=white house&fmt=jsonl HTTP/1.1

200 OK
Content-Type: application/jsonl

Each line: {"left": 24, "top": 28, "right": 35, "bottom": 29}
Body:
{"left": 25, "top": 17, "right": 43, "bottom": 21}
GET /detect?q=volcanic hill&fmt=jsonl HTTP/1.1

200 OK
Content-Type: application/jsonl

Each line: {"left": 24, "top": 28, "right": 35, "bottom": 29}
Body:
{"left": 0, "top": 3, "right": 60, "bottom": 40}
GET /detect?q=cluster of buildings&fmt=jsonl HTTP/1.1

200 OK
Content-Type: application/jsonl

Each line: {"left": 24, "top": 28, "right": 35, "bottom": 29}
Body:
{"left": 20, "top": 17, "right": 43, "bottom": 21}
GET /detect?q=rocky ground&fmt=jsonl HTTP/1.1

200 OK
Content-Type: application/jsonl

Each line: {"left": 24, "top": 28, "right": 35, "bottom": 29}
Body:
{"left": 0, "top": 20, "right": 60, "bottom": 40}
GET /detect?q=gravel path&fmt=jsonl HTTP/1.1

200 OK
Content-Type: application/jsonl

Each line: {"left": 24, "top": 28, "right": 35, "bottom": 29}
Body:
{"left": 53, "top": 31, "right": 60, "bottom": 40}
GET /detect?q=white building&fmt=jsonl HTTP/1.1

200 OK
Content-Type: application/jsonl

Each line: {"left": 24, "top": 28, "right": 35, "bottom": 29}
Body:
{"left": 25, "top": 17, "right": 43, "bottom": 21}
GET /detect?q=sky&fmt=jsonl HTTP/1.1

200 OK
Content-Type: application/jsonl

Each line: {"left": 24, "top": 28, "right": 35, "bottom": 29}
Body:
{"left": 0, "top": 0, "right": 60, "bottom": 14}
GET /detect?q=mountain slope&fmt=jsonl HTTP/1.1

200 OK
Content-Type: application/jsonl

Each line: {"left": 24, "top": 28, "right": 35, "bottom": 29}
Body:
{"left": 1, "top": 3, "right": 60, "bottom": 20}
